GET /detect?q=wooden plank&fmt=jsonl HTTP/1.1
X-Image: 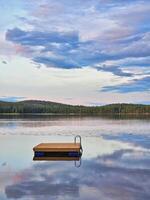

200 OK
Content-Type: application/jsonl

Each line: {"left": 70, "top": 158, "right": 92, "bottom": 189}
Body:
{"left": 33, "top": 157, "right": 80, "bottom": 161}
{"left": 33, "top": 143, "right": 81, "bottom": 152}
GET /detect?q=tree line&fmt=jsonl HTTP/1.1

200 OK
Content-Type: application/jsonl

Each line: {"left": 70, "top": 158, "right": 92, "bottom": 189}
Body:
{"left": 0, "top": 100, "right": 149, "bottom": 115}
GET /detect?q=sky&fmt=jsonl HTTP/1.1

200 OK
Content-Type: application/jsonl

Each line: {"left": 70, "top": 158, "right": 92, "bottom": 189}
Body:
{"left": 0, "top": 0, "right": 150, "bottom": 105}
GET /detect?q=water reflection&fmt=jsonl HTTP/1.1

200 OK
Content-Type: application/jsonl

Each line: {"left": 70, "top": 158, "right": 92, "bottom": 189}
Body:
{"left": 0, "top": 116, "right": 150, "bottom": 136}
{"left": 0, "top": 116, "right": 150, "bottom": 200}
{"left": 5, "top": 150, "right": 150, "bottom": 200}
{"left": 102, "top": 133, "right": 150, "bottom": 149}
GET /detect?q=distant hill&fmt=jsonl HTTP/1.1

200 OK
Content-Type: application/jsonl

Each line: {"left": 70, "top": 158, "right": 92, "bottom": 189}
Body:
{"left": 0, "top": 100, "right": 150, "bottom": 115}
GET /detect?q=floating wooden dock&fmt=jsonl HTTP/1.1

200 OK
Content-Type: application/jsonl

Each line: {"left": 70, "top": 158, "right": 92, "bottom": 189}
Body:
{"left": 33, "top": 143, "right": 81, "bottom": 152}
{"left": 33, "top": 136, "right": 83, "bottom": 161}
{"left": 33, "top": 156, "right": 80, "bottom": 161}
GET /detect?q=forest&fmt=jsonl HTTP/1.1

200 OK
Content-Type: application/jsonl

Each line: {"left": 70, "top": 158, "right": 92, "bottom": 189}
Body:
{"left": 0, "top": 100, "right": 149, "bottom": 115}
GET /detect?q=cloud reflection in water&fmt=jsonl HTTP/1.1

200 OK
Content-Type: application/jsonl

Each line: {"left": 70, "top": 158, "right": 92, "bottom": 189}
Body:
{"left": 5, "top": 148, "right": 150, "bottom": 200}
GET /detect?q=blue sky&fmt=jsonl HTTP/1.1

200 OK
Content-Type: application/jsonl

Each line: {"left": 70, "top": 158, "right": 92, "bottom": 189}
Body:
{"left": 0, "top": 0, "right": 150, "bottom": 105}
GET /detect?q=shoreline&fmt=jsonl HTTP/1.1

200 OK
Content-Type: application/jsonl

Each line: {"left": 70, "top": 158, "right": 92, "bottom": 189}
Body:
{"left": 0, "top": 112, "right": 150, "bottom": 116}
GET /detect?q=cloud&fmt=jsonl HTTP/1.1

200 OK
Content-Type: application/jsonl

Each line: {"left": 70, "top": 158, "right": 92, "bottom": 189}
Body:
{"left": 95, "top": 64, "right": 133, "bottom": 77}
{"left": 0, "top": 96, "right": 25, "bottom": 102}
{"left": 5, "top": 0, "right": 150, "bottom": 75}
{"left": 118, "top": 32, "right": 150, "bottom": 58}
{"left": 106, "top": 56, "right": 150, "bottom": 68}
{"left": 139, "top": 101, "right": 150, "bottom": 105}
{"left": 5, "top": 27, "right": 150, "bottom": 72}
{"left": 33, "top": 56, "right": 79, "bottom": 69}
{"left": 101, "top": 76, "right": 150, "bottom": 93}
{"left": 1, "top": 0, "right": 150, "bottom": 100}
{"left": 6, "top": 28, "right": 79, "bottom": 46}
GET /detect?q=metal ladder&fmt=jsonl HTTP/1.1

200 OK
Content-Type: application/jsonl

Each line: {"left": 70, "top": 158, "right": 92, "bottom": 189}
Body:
{"left": 74, "top": 135, "right": 83, "bottom": 167}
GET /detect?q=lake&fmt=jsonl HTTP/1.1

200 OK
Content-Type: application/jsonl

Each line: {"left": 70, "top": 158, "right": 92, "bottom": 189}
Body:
{"left": 0, "top": 116, "right": 150, "bottom": 200}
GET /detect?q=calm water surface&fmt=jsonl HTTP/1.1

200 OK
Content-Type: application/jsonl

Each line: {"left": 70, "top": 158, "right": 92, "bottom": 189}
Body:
{"left": 0, "top": 116, "right": 150, "bottom": 200}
